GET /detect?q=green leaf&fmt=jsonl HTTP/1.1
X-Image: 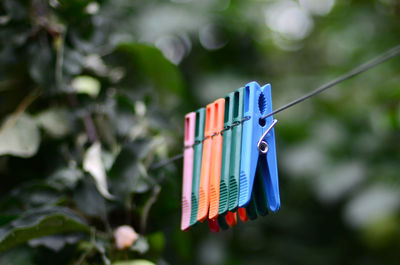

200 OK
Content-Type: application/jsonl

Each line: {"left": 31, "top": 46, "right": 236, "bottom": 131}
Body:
{"left": 116, "top": 43, "right": 184, "bottom": 95}
{"left": 109, "top": 140, "right": 152, "bottom": 200}
{"left": 0, "top": 246, "right": 35, "bottom": 265}
{"left": 73, "top": 178, "right": 106, "bottom": 218}
{"left": 0, "top": 113, "right": 40, "bottom": 158}
{"left": 28, "top": 43, "right": 54, "bottom": 90}
{"left": 48, "top": 166, "right": 84, "bottom": 190}
{"left": 36, "top": 108, "right": 71, "bottom": 138}
{"left": 71, "top": 75, "right": 101, "bottom": 97}
{"left": 5, "top": 182, "right": 64, "bottom": 210}
{"left": 28, "top": 233, "right": 83, "bottom": 252}
{"left": 0, "top": 207, "right": 89, "bottom": 253}
{"left": 147, "top": 232, "right": 165, "bottom": 253}
{"left": 130, "top": 236, "right": 149, "bottom": 254}
{"left": 83, "top": 142, "right": 114, "bottom": 199}
{"left": 112, "top": 260, "right": 156, "bottom": 265}
{"left": 3, "top": 0, "right": 27, "bottom": 21}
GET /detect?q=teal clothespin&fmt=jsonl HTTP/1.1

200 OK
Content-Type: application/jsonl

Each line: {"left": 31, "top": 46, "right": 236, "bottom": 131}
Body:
{"left": 190, "top": 108, "right": 205, "bottom": 227}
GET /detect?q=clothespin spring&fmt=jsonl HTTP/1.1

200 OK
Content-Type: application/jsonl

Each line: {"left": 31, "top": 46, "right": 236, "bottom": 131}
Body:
{"left": 257, "top": 119, "right": 278, "bottom": 154}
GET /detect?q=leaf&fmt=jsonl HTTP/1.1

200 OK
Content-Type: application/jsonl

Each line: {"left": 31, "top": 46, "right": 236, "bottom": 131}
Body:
{"left": 147, "top": 232, "right": 165, "bottom": 253}
{"left": 28, "top": 42, "right": 54, "bottom": 90}
{"left": 71, "top": 75, "right": 101, "bottom": 97}
{"left": 28, "top": 233, "right": 83, "bottom": 252}
{"left": 109, "top": 140, "right": 152, "bottom": 201}
{"left": 0, "top": 207, "right": 89, "bottom": 253}
{"left": 0, "top": 246, "right": 35, "bottom": 265}
{"left": 130, "top": 236, "right": 149, "bottom": 254}
{"left": 112, "top": 260, "right": 156, "bottom": 265}
{"left": 116, "top": 43, "right": 184, "bottom": 95}
{"left": 0, "top": 113, "right": 40, "bottom": 158}
{"left": 8, "top": 182, "right": 64, "bottom": 209}
{"left": 36, "top": 108, "right": 71, "bottom": 138}
{"left": 83, "top": 142, "right": 114, "bottom": 199}
{"left": 63, "top": 48, "right": 84, "bottom": 75}
{"left": 3, "top": 0, "right": 27, "bottom": 21}
{"left": 48, "top": 166, "right": 84, "bottom": 189}
{"left": 73, "top": 178, "right": 105, "bottom": 217}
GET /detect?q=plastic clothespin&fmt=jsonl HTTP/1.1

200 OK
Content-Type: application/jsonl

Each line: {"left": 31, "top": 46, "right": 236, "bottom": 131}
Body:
{"left": 208, "top": 218, "right": 220, "bottom": 233}
{"left": 238, "top": 82, "right": 280, "bottom": 214}
{"left": 217, "top": 211, "right": 237, "bottom": 230}
{"left": 197, "top": 103, "right": 215, "bottom": 222}
{"left": 216, "top": 92, "right": 239, "bottom": 228}
{"left": 226, "top": 211, "right": 237, "bottom": 227}
{"left": 228, "top": 88, "right": 244, "bottom": 212}
{"left": 190, "top": 108, "right": 205, "bottom": 227}
{"left": 226, "top": 87, "right": 250, "bottom": 223}
{"left": 218, "top": 92, "right": 234, "bottom": 217}
{"left": 181, "top": 112, "right": 196, "bottom": 231}
{"left": 238, "top": 207, "right": 249, "bottom": 222}
{"left": 217, "top": 215, "right": 229, "bottom": 230}
{"left": 209, "top": 98, "right": 225, "bottom": 220}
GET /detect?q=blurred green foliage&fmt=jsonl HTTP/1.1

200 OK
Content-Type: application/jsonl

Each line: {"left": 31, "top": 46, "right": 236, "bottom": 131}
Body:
{"left": 0, "top": 0, "right": 399, "bottom": 264}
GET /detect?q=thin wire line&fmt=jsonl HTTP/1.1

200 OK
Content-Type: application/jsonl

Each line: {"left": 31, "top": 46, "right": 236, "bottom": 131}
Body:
{"left": 150, "top": 153, "right": 184, "bottom": 170}
{"left": 261, "top": 44, "right": 400, "bottom": 119}
{"left": 150, "top": 44, "right": 400, "bottom": 170}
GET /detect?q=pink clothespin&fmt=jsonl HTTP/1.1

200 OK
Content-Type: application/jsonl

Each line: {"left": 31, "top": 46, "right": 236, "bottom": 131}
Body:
{"left": 181, "top": 112, "right": 196, "bottom": 231}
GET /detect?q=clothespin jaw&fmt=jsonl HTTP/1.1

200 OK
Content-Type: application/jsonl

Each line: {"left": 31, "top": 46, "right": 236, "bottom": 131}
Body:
{"left": 181, "top": 112, "right": 196, "bottom": 231}
{"left": 197, "top": 103, "right": 215, "bottom": 222}
{"left": 209, "top": 98, "right": 225, "bottom": 220}
{"left": 190, "top": 108, "right": 205, "bottom": 227}
{"left": 225, "top": 211, "right": 237, "bottom": 227}
{"left": 208, "top": 218, "right": 220, "bottom": 233}
{"left": 238, "top": 207, "right": 249, "bottom": 222}
{"left": 238, "top": 82, "right": 280, "bottom": 213}
{"left": 217, "top": 215, "right": 230, "bottom": 230}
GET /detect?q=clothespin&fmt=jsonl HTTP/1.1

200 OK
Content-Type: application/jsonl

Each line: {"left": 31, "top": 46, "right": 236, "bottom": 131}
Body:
{"left": 238, "top": 207, "right": 249, "bottom": 222}
{"left": 190, "top": 108, "right": 205, "bottom": 227}
{"left": 208, "top": 218, "right": 220, "bottom": 233}
{"left": 226, "top": 88, "right": 251, "bottom": 223}
{"left": 181, "top": 112, "right": 196, "bottom": 231}
{"left": 209, "top": 98, "right": 225, "bottom": 220}
{"left": 227, "top": 88, "right": 243, "bottom": 212}
{"left": 217, "top": 92, "right": 238, "bottom": 227}
{"left": 197, "top": 103, "right": 215, "bottom": 222}
{"left": 218, "top": 92, "right": 233, "bottom": 219}
{"left": 238, "top": 82, "right": 280, "bottom": 214}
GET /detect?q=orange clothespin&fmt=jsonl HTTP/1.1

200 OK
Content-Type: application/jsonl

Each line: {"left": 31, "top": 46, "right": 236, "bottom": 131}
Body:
{"left": 197, "top": 103, "right": 215, "bottom": 222}
{"left": 209, "top": 98, "right": 225, "bottom": 220}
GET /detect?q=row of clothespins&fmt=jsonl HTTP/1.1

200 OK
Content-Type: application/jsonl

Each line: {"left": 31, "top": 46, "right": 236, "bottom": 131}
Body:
{"left": 181, "top": 81, "right": 281, "bottom": 232}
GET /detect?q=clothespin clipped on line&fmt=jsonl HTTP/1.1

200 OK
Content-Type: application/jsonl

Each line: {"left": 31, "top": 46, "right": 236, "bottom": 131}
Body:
{"left": 181, "top": 81, "right": 280, "bottom": 232}
{"left": 239, "top": 82, "right": 280, "bottom": 218}
{"left": 181, "top": 112, "right": 196, "bottom": 231}
{"left": 196, "top": 103, "right": 214, "bottom": 223}
{"left": 176, "top": 44, "right": 400, "bottom": 231}
{"left": 218, "top": 90, "right": 241, "bottom": 229}
{"left": 190, "top": 108, "right": 205, "bottom": 228}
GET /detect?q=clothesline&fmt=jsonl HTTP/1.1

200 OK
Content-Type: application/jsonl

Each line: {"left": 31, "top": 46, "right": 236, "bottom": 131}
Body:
{"left": 150, "top": 44, "right": 400, "bottom": 170}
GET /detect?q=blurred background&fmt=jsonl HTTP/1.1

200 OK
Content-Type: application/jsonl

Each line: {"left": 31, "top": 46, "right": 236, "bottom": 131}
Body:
{"left": 0, "top": 0, "right": 400, "bottom": 264}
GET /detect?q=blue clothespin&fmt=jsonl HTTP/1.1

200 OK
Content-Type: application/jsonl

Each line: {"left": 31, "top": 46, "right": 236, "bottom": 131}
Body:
{"left": 238, "top": 81, "right": 280, "bottom": 213}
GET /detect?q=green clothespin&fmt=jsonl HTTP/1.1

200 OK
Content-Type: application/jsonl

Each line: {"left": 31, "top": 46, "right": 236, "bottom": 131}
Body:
{"left": 218, "top": 92, "right": 234, "bottom": 217}
{"left": 190, "top": 108, "right": 205, "bottom": 227}
{"left": 228, "top": 88, "right": 244, "bottom": 212}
